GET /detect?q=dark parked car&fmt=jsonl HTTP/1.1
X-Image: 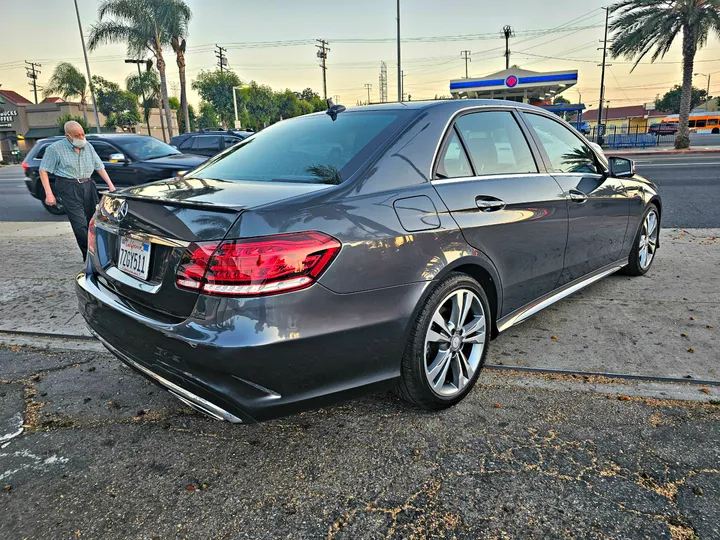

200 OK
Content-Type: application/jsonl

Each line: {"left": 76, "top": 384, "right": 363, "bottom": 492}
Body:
{"left": 77, "top": 100, "right": 661, "bottom": 424}
{"left": 23, "top": 134, "right": 207, "bottom": 215}
{"left": 648, "top": 122, "right": 678, "bottom": 135}
{"left": 170, "top": 129, "right": 254, "bottom": 157}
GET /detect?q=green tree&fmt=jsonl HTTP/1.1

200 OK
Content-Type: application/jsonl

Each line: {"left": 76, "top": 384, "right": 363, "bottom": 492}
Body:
{"left": 656, "top": 84, "right": 708, "bottom": 113}
{"left": 298, "top": 88, "right": 319, "bottom": 101}
{"left": 92, "top": 75, "right": 141, "bottom": 130}
{"left": 275, "top": 89, "right": 301, "bottom": 121}
{"left": 88, "top": 0, "right": 184, "bottom": 140}
{"left": 610, "top": 0, "right": 720, "bottom": 149}
{"left": 44, "top": 63, "right": 90, "bottom": 125}
{"left": 165, "top": 0, "right": 192, "bottom": 134}
{"left": 236, "top": 82, "right": 278, "bottom": 131}
{"left": 56, "top": 114, "right": 90, "bottom": 134}
{"left": 553, "top": 96, "right": 571, "bottom": 105}
{"left": 168, "top": 96, "right": 195, "bottom": 132}
{"left": 192, "top": 69, "right": 243, "bottom": 127}
{"left": 196, "top": 101, "right": 219, "bottom": 130}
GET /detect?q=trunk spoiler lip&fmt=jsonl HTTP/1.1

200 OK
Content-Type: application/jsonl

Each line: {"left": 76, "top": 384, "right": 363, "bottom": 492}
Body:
{"left": 100, "top": 190, "right": 247, "bottom": 213}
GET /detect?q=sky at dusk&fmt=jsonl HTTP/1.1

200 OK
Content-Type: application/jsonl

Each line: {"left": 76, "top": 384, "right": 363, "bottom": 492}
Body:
{"left": 1, "top": 0, "right": 719, "bottom": 109}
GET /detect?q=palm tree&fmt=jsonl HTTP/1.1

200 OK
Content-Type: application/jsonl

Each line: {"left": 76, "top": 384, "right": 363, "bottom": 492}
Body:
{"left": 44, "top": 63, "right": 89, "bottom": 125}
{"left": 610, "top": 0, "right": 720, "bottom": 149}
{"left": 165, "top": 0, "right": 193, "bottom": 134}
{"left": 88, "top": 0, "right": 179, "bottom": 140}
{"left": 126, "top": 68, "right": 170, "bottom": 142}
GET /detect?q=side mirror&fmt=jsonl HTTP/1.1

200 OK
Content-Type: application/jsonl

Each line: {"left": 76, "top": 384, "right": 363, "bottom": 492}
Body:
{"left": 109, "top": 153, "right": 129, "bottom": 164}
{"left": 609, "top": 156, "right": 635, "bottom": 178}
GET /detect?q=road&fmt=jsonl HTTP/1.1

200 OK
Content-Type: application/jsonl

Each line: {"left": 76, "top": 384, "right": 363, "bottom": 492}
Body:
{"left": 634, "top": 154, "right": 720, "bottom": 228}
{"left": 3, "top": 152, "right": 720, "bottom": 228}
{"left": 0, "top": 166, "right": 64, "bottom": 223}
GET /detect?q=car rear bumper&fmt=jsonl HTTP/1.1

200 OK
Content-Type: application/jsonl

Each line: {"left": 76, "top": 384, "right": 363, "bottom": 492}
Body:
{"left": 76, "top": 270, "right": 429, "bottom": 423}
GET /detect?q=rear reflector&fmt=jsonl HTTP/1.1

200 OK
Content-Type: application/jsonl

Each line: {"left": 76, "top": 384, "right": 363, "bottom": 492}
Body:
{"left": 88, "top": 216, "right": 97, "bottom": 256}
{"left": 176, "top": 231, "right": 341, "bottom": 297}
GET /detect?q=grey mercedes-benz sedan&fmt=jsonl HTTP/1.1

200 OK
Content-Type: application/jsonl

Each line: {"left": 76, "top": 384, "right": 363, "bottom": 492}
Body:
{"left": 77, "top": 99, "right": 661, "bottom": 423}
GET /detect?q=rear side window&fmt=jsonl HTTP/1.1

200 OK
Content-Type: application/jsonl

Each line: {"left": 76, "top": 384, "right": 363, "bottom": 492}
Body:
{"left": 193, "top": 136, "right": 221, "bottom": 152}
{"left": 89, "top": 141, "right": 117, "bottom": 161}
{"left": 525, "top": 113, "right": 599, "bottom": 174}
{"left": 178, "top": 137, "right": 194, "bottom": 150}
{"left": 192, "top": 111, "right": 408, "bottom": 185}
{"left": 437, "top": 131, "right": 473, "bottom": 179}
{"left": 709, "top": 118, "right": 719, "bottom": 126}
{"left": 455, "top": 111, "right": 538, "bottom": 176}
{"left": 222, "top": 136, "right": 239, "bottom": 149}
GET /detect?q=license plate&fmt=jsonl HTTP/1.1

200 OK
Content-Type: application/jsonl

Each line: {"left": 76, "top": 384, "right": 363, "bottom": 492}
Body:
{"left": 118, "top": 236, "right": 152, "bottom": 281}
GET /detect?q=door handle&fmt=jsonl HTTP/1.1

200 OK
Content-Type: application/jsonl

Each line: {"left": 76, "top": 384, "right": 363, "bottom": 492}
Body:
{"left": 475, "top": 196, "right": 506, "bottom": 212}
{"left": 568, "top": 189, "right": 588, "bottom": 203}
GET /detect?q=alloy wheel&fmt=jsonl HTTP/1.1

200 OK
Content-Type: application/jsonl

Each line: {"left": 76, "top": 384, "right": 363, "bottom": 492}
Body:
{"left": 639, "top": 209, "right": 658, "bottom": 270}
{"left": 424, "top": 289, "right": 486, "bottom": 397}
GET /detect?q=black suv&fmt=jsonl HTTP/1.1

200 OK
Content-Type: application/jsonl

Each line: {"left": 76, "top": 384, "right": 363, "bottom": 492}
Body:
{"left": 23, "top": 134, "right": 208, "bottom": 215}
{"left": 170, "top": 129, "right": 254, "bottom": 158}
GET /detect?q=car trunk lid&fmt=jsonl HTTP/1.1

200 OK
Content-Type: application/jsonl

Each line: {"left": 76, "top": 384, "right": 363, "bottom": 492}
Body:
{"left": 91, "top": 178, "right": 331, "bottom": 319}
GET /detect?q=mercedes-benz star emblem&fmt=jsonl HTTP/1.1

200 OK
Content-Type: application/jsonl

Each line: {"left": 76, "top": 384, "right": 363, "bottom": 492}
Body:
{"left": 116, "top": 201, "right": 129, "bottom": 222}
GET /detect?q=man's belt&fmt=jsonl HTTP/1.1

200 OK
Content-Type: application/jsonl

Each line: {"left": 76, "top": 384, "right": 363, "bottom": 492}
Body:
{"left": 56, "top": 176, "right": 91, "bottom": 183}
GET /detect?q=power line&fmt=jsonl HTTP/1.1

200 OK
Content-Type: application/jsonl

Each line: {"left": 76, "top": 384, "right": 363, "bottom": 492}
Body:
{"left": 24, "top": 61, "right": 41, "bottom": 104}
{"left": 460, "top": 50, "right": 471, "bottom": 78}
{"left": 215, "top": 44, "right": 227, "bottom": 72}
{"left": 316, "top": 39, "right": 330, "bottom": 100}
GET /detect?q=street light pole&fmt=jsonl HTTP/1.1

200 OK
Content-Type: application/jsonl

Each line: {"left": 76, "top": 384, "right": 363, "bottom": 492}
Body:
{"left": 73, "top": 0, "right": 101, "bottom": 133}
{"left": 232, "top": 86, "right": 243, "bottom": 129}
{"left": 694, "top": 72, "right": 712, "bottom": 111}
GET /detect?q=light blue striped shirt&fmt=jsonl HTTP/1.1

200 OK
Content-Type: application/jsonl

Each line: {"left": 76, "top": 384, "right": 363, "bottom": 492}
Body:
{"left": 39, "top": 138, "right": 105, "bottom": 179}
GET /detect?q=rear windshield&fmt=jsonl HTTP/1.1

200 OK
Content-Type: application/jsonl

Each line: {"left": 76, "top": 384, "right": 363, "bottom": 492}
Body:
{"left": 189, "top": 110, "right": 409, "bottom": 184}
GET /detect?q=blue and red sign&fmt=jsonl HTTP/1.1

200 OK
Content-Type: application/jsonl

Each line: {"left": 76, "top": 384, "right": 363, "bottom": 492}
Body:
{"left": 505, "top": 75, "right": 519, "bottom": 88}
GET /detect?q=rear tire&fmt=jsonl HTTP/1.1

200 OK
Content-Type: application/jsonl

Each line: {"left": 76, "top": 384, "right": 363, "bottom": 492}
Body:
{"left": 623, "top": 204, "right": 659, "bottom": 276}
{"left": 396, "top": 273, "right": 491, "bottom": 410}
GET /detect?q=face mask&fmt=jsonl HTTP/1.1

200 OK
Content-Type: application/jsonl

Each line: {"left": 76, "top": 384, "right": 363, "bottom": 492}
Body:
{"left": 71, "top": 138, "right": 87, "bottom": 149}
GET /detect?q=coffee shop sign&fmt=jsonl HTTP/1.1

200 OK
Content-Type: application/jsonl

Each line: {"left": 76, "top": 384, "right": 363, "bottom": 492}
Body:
{"left": 0, "top": 109, "right": 18, "bottom": 128}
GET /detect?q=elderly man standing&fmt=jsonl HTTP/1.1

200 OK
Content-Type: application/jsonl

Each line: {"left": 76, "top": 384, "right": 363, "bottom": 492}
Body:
{"left": 39, "top": 121, "right": 116, "bottom": 260}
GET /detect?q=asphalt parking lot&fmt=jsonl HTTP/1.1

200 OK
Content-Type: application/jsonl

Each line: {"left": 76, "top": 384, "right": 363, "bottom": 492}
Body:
{"left": 1, "top": 346, "right": 719, "bottom": 539}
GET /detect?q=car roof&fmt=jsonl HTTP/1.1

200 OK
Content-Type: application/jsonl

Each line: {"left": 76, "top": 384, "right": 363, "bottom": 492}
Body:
{"left": 340, "top": 99, "right": 541, "bottom": 114}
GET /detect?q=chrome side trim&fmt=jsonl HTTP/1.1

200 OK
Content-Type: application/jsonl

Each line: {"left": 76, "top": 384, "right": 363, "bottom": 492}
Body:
{"left": 432, "top": 172, "right": 554, "bottom": 185}
{"left": 88, "top": 327, "right": 242, "bottom": 423}
{"left": 496, "top": 263, "right": 625, "bottom": 334}
{"left": 106, "top": 267, "right": 162, "bottom": 294}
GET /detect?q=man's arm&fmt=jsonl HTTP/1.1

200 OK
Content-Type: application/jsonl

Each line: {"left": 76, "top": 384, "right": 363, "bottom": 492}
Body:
{"left": 89, "top": 144, "right": 116, "bottom": 191}
{"left": 39, "top": 146, "right": 59, "bottom": 206}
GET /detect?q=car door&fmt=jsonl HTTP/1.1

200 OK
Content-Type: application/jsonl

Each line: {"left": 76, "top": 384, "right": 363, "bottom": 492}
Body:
{"left": 89, "top": 140, "right": 136, "bottom": 188}
{"left": 521, "top": 112, "right": 630, "bottom": 285}
{"left": 191, "top": 135, "right": 221, "bottom": 157}
{"left": 431, "top": 109, "right": 569, "bottom": 317}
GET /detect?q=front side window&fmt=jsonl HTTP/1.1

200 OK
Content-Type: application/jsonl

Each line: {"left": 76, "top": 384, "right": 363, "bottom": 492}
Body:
{"left": 223, "top": 136, "right": 239, "bottom": 149}
{"left": 178, "top": 138, "right": 194, "bottom": 150}
{"left": 89, "top": 141, "right": 117, "bottom": 161}
{"left": 525, "top": 113, "right": 599, "bottom": 174}
{"left": 455, "top": 111, "right": 538, "bottom": 176}
{"left": 191, "top": 111, "right": 408, "bottom": 185}
{"left": 708, "top": 118, "right": 719, "bottom": 126}
{"left": 116, "top": 136, "right": 181, "bottom": 160}
{"left": 696, "top": 120, "right": 707, "bottom": 128}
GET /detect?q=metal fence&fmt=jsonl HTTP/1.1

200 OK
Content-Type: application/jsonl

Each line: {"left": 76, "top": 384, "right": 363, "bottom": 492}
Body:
{"left": 585, "top": 125, "right": 676, "bottom": 148}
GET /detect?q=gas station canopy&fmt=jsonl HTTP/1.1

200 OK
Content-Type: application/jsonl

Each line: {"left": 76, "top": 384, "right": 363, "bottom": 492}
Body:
{"left": 450, "top": 68, "right": 578, "bottom": 103}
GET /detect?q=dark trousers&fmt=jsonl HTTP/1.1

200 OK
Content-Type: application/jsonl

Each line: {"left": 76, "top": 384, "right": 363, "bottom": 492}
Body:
{"left": 55, "top": 179, "right": 99, "bottom": 260}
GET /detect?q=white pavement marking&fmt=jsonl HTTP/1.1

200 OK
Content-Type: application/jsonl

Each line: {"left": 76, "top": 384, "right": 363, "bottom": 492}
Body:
{"left": 636, "top": 162, "right": 720, "bottom": 167}
{"left": 0, "top": 413, "right": 24, "bottom": 446}
{"left": 0, "top": 449, "right": 69, "bottom": 482}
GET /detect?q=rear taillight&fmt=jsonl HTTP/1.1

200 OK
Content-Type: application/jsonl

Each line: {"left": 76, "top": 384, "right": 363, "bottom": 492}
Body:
{"left": 176, "top": 231, "right": 341, "bottom": 297}
{"left": 88, "top": 216, "right": 97, "bottom": 256}
{"left": 22, "top": 162, "right": 29, "bottom": 170}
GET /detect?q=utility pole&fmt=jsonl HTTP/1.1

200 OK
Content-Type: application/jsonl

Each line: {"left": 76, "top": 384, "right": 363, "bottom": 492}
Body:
{"left": 379, "top": 62, "right": 388, "bottom": 103}
{"left": 397, "top": 0, "right": 402, "bottom": 102}
{"left": 365, "top": 83, "right": 372, "bottom": 105}
{"left": 460, "top": 50, "right": 471, "bottom": 79}
{"left": 503, "top": 26, "right": 514, "bottom": 70}
{"left": 215, "top": 44, "right": 227, "bottom": 72}
{"left": 316, "top": 39, "right": 330, "bottom": 100}
{"left": 125, "top": 59, "right": 151, "bottom": 136}
{"left": 25, "top": 61, "right": 41, "bottom": 104}
{"left": 597, "top": 7, "right": 611, "bottom": 145}
{"left": 73, "top": 0, "right": 101, "bottom": 133}
{"left": 401, "top": 70, "right": 405, "bottom": 102}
